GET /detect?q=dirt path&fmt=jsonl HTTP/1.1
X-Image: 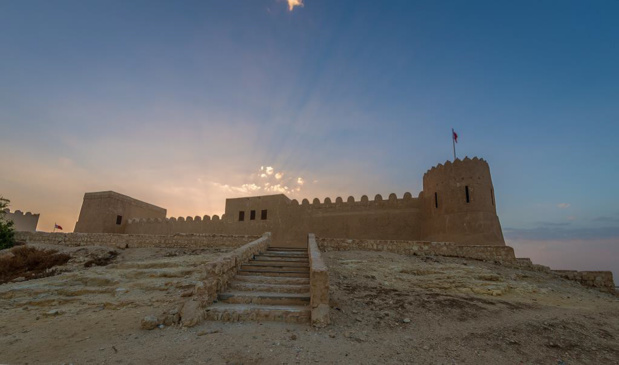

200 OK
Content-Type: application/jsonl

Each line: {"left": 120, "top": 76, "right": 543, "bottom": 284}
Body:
{"left": 0, "top": 246, "right": 617, "bottom": 364}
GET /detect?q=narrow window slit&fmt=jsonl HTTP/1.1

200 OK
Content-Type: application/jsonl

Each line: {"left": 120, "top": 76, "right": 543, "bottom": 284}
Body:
{"left": 465, "top": 186, "right": 470, "bottom": 203}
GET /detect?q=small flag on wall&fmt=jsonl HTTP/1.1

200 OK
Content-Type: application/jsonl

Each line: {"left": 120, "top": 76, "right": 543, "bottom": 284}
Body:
{"left": 54, "top": 223, "right": 63, "bottom": 231}
{"left": 452, "top": 128, "right": 458, "bottom": 143}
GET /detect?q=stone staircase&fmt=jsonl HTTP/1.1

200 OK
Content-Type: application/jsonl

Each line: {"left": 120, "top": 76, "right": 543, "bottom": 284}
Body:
{"left": 204, "top": 246, "right": 311, "bottom": 323}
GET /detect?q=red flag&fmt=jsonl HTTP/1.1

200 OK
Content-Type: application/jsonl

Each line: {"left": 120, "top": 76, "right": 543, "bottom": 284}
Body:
{"left": 452, "top": 129, "right": 458, "bottom": 143}
{"left": 54, "top": 223, "right": 63, "bottom": 230}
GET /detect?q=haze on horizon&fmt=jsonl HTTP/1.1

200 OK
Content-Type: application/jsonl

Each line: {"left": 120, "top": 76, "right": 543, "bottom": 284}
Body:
{"left": 1, "top": 1, "right": 618, "bottom": 280}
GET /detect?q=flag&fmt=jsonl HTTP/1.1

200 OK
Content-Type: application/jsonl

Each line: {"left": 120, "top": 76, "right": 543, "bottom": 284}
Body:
{"left": 54, "top": 223, "right": 63, "bottom": 230}
{"left": 452, "top": 128, "right": 458, "bottom": 143}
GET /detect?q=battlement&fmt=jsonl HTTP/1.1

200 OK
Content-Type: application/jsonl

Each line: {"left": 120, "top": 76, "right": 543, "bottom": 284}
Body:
{"left": 2, "top": 208, "right": 40, "bottom": 217}
{"left": 423, "top": 156, "right": 489, "bottom": 180}
{"left": 127, "top": 214, "right": 224, "bottom": 224}
{"left": 291, "top": 192, "right": 418, "bottom": 209}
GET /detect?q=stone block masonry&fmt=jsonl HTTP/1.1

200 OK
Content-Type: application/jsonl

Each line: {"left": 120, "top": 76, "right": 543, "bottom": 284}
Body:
{"left": 308, "top": 234, "right": 329, "bottom": 327}
{"left": 316, "top": 237, "right": 516, "bottom": 262}
{"left": 553, "top": 270, "right": 616, "bottom": 294}
{"left": 15, "top": 231, "right": 259, "bottom": 250}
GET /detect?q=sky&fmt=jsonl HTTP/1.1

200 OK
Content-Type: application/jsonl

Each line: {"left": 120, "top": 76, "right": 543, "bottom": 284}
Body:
{"left": 1, "top": 1, "right": 618, "bottom": 280}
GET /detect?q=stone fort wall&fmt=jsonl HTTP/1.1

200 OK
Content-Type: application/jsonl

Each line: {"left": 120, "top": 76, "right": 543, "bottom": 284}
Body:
{"left": 553, "top": 270, "right": 616, "bottom": 294}
{"left": 15, "top": 231, "right": 258, "bottom": 250}
{"left": 124, "top": 192, "right": 424, "bottom": 246}
{"left": 316, "top": 237, "right": 516, "bottom": 262}
{"left": 2, "top": 209, "right": 39, "bottom": 232}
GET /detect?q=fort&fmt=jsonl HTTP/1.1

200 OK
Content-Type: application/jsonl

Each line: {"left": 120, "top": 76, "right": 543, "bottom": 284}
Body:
{"left": 74, "top": 157, "right": 505, "bottom": 248}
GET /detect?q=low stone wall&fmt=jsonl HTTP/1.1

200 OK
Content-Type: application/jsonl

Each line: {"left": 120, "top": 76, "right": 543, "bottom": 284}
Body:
{"left": 15, "top": 231, "right": 259, "bottom": 250}
{"left": 316, "top": 237, "right": 516, "bottom": 262}
{"left": 308, "top": 234, "right": 329, "bottom": 327}
{"left": 553, "top": 270, "right": 616, "bottom": 294}
{"left": 178, "top": 233, "right": 272, "bottom": 327}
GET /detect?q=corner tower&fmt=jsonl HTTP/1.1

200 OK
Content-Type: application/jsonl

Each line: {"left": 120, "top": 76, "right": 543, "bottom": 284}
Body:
{"left": 421, "top": 157, "right": 505, "bottom": 246}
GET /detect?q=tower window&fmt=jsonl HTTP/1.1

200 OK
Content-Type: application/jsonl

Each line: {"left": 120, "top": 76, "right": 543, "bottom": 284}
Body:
{"left": 434, "top": 192, "right": 438, "bottom": 208}
{"left": 491, "top": 189, "right": 495, "bottom": 206}
{"left": 261, "top": 209, "right": 268, "bottom": 220}
{"left": 465, "top": 186, "right": 470, "bottom": 203}
{"left": 116, "top": 215, "right": 123, "bottom": 225}
{"left": 238, "top": 211, "right": 245, "bottom": 221}
{"left": 250, "top": 210, "right": 256, "bottom": 220}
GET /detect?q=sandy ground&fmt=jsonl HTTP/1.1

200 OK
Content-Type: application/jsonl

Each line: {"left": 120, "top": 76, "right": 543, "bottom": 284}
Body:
{"left": 1, "top": 245, "right": 618, "bottom": 364}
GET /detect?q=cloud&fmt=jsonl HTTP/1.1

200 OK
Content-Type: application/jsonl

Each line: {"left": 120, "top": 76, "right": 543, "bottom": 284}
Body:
{"left": 287, "top": 0, "right": 304, "bottom": 11}
{"left": 592, "top": 216, "right": 619, "bottom": 223}
{"left": 557, "top": 203, "right": 571, "bottom": 209}
{"left": 503, "top": 224, "right": 619, "bottom": 241}
{"left": 212, "top": 165, "right": 309, "bottom": 197}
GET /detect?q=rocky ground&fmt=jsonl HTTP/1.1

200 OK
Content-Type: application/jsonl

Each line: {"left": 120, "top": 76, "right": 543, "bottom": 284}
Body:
{"left": 0, "top": 244, "right": 618, "bottom": 364}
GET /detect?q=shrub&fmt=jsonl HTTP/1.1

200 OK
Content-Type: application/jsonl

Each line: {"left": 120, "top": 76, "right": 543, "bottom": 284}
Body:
{"left": 0, "top": 197, "right": 16, "bottom": 250}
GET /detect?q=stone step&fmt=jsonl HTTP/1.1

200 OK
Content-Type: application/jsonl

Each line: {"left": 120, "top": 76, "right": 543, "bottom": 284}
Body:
{"left": 267, "top": 247, "right": 307, "bottom": 252}
{"left": 247, "top": 260, "right": 309, "bottom": 267}
{"left": 253, "top": 255, "right": 309, "bottom": 263}
{"left": 241, "top": 264, "right": 309, "bottom": 272}
{"left": 261, "top": 252, "right": 309, "bottom": 258}
{"left": 233, "top": 275, "right": 310, "bottom": 285}
{"left": 218, "top": 291, "right": 310, "bottom": 306}
{"left": 246, "top": 260, "right": 309, "bottom": 268}
{"left": 228, "top": 281, "right": 310, "bottom": 294}
{"left": 237, "top": 270, "right": 309, "bottom": 278}
{"left": 204, "top": 303, "right": 310, "bottom": 323}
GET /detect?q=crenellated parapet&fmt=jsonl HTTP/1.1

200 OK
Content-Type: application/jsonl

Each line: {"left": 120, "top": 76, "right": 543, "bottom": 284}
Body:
{"left": 423, "top": 156, "right": 488, "bottom": 180}
{"left": 289, "top": 192, "right": 419, "bottom": 211}
{"left": 127, "top": 214, "right": 226, "bottom": 225}
{"left": 124, "top": 210, "right": 260, "bottom": 235}
{"left": 2, "top": 209, "right": 40, "bottom": 217}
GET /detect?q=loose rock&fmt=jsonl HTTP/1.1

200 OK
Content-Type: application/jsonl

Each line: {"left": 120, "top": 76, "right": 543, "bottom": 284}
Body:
{"left": 141, "top": 316, "right": 159, "bottom": 330}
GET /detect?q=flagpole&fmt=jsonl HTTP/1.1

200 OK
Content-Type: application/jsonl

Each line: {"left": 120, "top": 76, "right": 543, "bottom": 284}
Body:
{"left": 452, "top": 128, "right": 456, "bottom": 161}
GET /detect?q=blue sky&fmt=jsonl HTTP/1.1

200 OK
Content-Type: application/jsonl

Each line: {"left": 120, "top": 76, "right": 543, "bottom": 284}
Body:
{"left": 1, "top": 1, "right": 618, "bottom": 279}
